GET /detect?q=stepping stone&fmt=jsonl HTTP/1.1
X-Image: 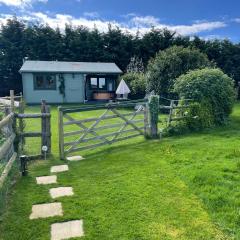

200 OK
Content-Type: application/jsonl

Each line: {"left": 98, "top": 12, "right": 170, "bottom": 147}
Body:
{"left": 36, "top": 175, "right": 57, "bottom": 185}
{"left": 66, "top": 156, "right": 84, "bottom": 161}
{"left": 29, "top": 202, "right": 63, "bottom": 219}
{"left": 51, "top": 165, "right": 69, "bottom": 173}
{"left": 50, "top": 187, "right": 74, "bottom": 199}
{"left": 51, "top": 220, "right": 84, "bottom": 240}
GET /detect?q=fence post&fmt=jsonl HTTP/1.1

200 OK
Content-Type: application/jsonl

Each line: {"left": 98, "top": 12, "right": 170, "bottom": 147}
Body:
{"left": 148, "top": 95, "right": 159, "bottom": 138}
{"left": 58, "top": 106, "right": 64, "bottom": 160}
{"left": 41, "top": 100, "right": 51, "bottom": 155}
{"left": 19, "top": 94, "right": 24, "bottom": 151}
{"left": 167, "top": 100, "right": 174, "bottom": 127}
{"left": 3, "top": 107, "right": 14, "bottom": 159}
{"left": 144, "top": 103, "right": 149, "bottom": 137}
{"left": 10, "top": 90, "right": 14, "bottom": 113}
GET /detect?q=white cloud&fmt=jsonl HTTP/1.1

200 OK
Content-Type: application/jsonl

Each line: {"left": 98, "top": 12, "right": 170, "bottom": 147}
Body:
{"left": 83, "top": 12, "right": 99, "bottom": 19}
{"left": 0, "top": 12, "right": 227, "bottom": 36}
{"left": 0, "top": 0, "right": 47, "bottom": 8}
{"left": 130, "top": 16, "right": 160, "bottom": 27}
{"left": 168, "top": 21, "right": 227, "bottom": 35}
{"left": 200, "top": 34, "right": 229, "bottom": 41}
{"left": 233, "top": 18, "right": 240, "bottom": 23}
{"left": 27, "top": 12, "right": 117, "bottom": 31}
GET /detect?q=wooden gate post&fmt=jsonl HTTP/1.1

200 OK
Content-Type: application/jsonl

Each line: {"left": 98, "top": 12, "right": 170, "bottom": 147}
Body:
{"left": 10, "top": 90, "right": 14, "bottom": 113}
{"left": 148, "top": 95, "right": 159, "bottom": 138}
{"left": 58, "top": 106, "right": 64, "bottom": 160}
{"left": 41, "top": 100, "right": 51, "bottom": 154}
{"left": 19, "top": 93, "right": 24, "bottom": 151}
{"left": 144, "top": 103, "right": 149, "bottom": 137}
{"left": 167, "top": 100, "right": 174, "bottom": 127}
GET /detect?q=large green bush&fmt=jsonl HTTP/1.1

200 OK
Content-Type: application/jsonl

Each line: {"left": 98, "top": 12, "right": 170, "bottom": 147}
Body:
{"left": 174, "top": 68, "right": 236, "bottom": 125}
{"left": 121, "top": 72, "right": 146, "bottom": 99}
{"left": 146, "top": 46, "right": 213, "bottom": 98}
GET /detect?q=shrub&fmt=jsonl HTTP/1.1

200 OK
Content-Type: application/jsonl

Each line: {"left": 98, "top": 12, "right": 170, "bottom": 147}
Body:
{"left": 146, "top": 46, "right": 213, "bottom": 98}
{"left": 120, "top": 72, "right": 146, "bottom": 99}
{"left": 164, "top": 101, "right": 215, "bottom": 136}
{"left": 174, "top": 68, "right": 236, "bottom": 125}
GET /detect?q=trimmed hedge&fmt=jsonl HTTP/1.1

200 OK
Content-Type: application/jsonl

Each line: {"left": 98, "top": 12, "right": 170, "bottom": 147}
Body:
{"left": 174, "top": 68, "right": 236, "bottom": 126}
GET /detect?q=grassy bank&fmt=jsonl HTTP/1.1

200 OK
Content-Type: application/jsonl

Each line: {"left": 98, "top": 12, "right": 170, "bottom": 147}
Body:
{"left": 1, "top": 104, "right": 240, "bottom": 239}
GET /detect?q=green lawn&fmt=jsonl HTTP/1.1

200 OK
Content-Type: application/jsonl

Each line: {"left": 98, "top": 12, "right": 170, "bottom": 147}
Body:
{"left": 1, "top": 103, "right": 240, "bottom": 239}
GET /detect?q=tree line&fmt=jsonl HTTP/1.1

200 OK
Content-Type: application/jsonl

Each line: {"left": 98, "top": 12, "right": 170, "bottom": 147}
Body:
{"left": 0, "top": 17, "right": 240, "bottom": 97}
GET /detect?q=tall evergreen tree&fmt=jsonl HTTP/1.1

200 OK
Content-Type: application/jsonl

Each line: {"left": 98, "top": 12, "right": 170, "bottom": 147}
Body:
{"left": 0, "top": 17, "right": 25, "bottom": 95}
{"left": 0, "top": 17, "right": 240, "bottom": 97}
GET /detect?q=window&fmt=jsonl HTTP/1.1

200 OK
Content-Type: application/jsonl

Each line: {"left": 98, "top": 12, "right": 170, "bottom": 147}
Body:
{"left": 34, "top": 74, "right": 56, "bottom": 90}
{"left": 89, "top": 76, "right": 107, "bottom": 90}
{"left": 108, "top": 82, "right": 113, "bottom": 91}
{"left": 90, "top": 78, "right": 98, "bottom": 89}
{"left": 99, "top": 78, "right": 106, "bottom": 89}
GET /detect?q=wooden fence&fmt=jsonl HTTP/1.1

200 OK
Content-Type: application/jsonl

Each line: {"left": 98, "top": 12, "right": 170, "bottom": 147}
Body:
{"left": 0, "top": 90, "right": 23, "bottom": 189}
{"left": 58, "top": 100, "right": 148, "bottom": 159}
{"left": 0, "top": 90, "right": 51, "bottom": 191}
{"left": 0, "top": 106, "right": 17, "bottom": 189}
{"left": 16, "top": 100, "right": 51, "bottom": 157}
{"left": 0, "top": 90, "right": 22, "bottom": 112}
{"left": 159, "top": 98, "right": 193, "bottom": 127}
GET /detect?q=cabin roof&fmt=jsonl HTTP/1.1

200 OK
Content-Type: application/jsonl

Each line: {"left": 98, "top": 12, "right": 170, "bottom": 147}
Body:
{"left": 20, "top": 60, "right": 122, "bottom": 74}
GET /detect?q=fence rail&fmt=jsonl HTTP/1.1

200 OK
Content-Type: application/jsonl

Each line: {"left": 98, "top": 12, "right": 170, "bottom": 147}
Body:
{"left": 159, "top": 99, "right": 192, "bottom": 127}
{"left": 0, "top": 108, "right": 17, "bottom": 189}
{"left": 0, "top": 90, "right": 22, "bottom": 111}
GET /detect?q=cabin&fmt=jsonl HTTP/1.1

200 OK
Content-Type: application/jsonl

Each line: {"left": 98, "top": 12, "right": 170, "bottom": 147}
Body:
{"left": 19, "top": 60, "right": 122, "bottom": 104}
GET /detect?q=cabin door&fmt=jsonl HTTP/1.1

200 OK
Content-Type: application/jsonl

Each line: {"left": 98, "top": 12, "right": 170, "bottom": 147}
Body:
{"left": 65, "top": 74, "right": 84, "bottom": 103}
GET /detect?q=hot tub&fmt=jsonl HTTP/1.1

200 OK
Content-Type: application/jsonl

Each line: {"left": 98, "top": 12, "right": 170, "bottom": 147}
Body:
{"left": 93, "top": 92, "right": 115, "bottom": 100}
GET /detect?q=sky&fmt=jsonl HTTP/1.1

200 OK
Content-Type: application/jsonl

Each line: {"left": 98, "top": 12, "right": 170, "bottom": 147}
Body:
{"left": 0, "top": 0, "right": 239, "bottom": 42}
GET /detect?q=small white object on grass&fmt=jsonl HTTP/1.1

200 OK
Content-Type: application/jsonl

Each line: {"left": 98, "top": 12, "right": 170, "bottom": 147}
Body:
{"left": 51, "top": 220, "right": 84, "bottom": 240}
{"left": 50, "top": 187, "right": 74, "bottom": 199}
{"left": 36, "top": 175, "right": 57, "bottom": 185}
{"left": 29, "top": 202, "right": 63, "bottom": 219}
{"left": 51, "top": 165, "right": 69, "bottom": 173}
{"left": 42, "top": 145, "right": 48, "bottom": 152}
{"left": 42, "top": 145, "right": 48, "bottom": 160}
{"left": 66, "top": 156, "right": 84, "bottom": 161}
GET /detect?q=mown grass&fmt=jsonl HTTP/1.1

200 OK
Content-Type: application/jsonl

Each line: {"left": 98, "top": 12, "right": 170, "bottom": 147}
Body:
{"left": 1, "top": 103, "right": 240, "bottom": 239}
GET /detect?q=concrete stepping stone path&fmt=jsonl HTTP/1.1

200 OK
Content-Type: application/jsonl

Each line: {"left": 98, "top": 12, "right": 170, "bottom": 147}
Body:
{"left": 50, "top": 187, "right": 74, "bottom": 199}
{"left": 31, "top": 163, "right": 85, "bottom": 238}
{"left": 51, "top": 220, "right": 84, "bottom": 240}
{"left": 36, "top": 175, "right": 57, "bottom": 185}
{"left": 51, "top": 165, "right": 69, "bottom": 173}
{"left": 66, "top": 156, "right": 84, "bottom": 162}
{"left": 29, "top": 202, "right": 63, "bottom": 219}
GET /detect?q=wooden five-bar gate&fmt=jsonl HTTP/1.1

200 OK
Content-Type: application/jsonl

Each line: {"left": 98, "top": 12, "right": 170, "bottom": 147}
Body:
{"left": 58, "top": 100, "right": 149, "bottom": 159}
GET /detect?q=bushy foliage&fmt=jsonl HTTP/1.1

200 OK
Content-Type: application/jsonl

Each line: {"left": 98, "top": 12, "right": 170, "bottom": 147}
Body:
{"left": 148, "top": 95, "right": 159, "bottom": 123}
{"left": 121, "top": 72, "right": 146, "bottom": 99}
{"left": 185, "top": 101, "right": 214, "bottom": 130}
{"left": 174, "top": 68, "right": 236, "bottom": 125}
{"left": 146, "top": 46, "right": 213, "bottom": 98}
{"left": 165, "top": 101, "right": 215, "bottom": 136}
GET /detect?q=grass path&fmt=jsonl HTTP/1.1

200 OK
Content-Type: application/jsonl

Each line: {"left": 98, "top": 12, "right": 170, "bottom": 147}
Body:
{"left": 1, "top": 104, "right": 240, "bottom": 239}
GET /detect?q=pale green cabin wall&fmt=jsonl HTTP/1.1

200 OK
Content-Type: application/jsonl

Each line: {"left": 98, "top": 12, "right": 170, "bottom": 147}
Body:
{"left": 22, "top": 73, "right": 85, "bottom": 104}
